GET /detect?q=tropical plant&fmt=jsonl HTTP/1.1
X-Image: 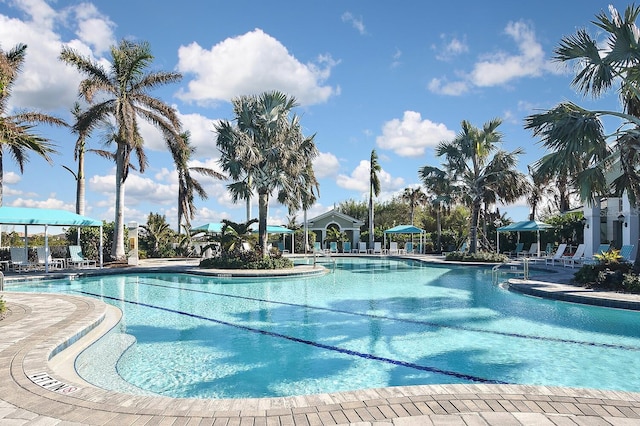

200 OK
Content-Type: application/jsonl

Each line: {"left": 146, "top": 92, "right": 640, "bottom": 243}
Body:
{"left": 201, "top": 218, "right": 257, "bottom": 256}
{"left": 60, "top": 39, "right": 182, "bottom": 260}
{"left": 433, "top": 119, "right": 529, "bottom": 253}
{"left": 337, "top": 199, "right": 368, "bottom": 221}
{"left": 167, "top": 131, "right": 225, "bottom": 232}
{"left": 0, "top": 43, "right": 63, "bottom": 205}
{"left": 368, "top": 149, "right": 381, "bottom": 248}
{"left": 401, "top": 187, "right": 428, "bottom": 225}
{"left": 525, "top": 4, "right": 640, "bottom": 209}
{"left": 139, "top": 212, "right": 175, "bottom": 258}
{"left": 419, "top": 165, "right": 457, "bottom": 252}
{"left": 215, "top": 91, "right": 319, "bottom": 255}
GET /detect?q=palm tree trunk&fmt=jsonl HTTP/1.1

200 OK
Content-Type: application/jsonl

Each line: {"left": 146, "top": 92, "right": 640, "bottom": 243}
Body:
{"left": 77, "top": 149, "right": 85, "bottom": 216}
{"left": 112, "top": 144, "right": 127, "bottom": 260}
{"left": 0, "top": 150, "right": 4, "bottom": 207}
{"left": 436, "top": 204, "right": 442, "bottom": 252}
{"left": 368, "top": 194, "right": 374, "bottom": 248}
{"left": 258, "top": 191, "right": 269, "bottom": 255}
{"left": 469, "top": 199, "right": 481, "bottom": 253}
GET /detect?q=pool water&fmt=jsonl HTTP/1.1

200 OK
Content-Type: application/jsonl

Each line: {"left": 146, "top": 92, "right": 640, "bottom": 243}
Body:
{"left": 8, "top": 257, "right": 640, "bottom": 398}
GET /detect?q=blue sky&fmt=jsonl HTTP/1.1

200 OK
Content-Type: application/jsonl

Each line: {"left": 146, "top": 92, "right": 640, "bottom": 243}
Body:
{"left": 0, "top": 0, "right": 628, "bottom": 231}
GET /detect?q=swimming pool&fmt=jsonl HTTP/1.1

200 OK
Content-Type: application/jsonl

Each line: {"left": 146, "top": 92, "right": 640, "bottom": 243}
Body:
{"left": 7, "top": 257, "right": 640, "bottom": 399}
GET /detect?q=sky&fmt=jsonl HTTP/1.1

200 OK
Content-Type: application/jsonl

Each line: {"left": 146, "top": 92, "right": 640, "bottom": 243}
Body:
{"left": 0, "top": 0, "right": 630, "bottom": 232}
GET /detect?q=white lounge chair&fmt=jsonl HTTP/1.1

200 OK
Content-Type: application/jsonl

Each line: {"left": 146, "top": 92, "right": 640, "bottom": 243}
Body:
{"left": 36, "top": 246, "right": 65, "bottom": 270}
{"left": 10, "top": 247, "right": 32, "bottom": 272}
{"left": 370, "top": 242, "right": 383, "bottom": 254}
{"left": 388, "top": 242, "right": 399, "bottom": 255}
{"left": 562, "top": 244, "right": 586, "bottom": 268}
{"left": 543, "top": 243, "right": 567, "bottom": 266}
{"left": 404, "top": 242, "right": 414, "bottom": 254}
{"left": 358, "top": 242, "right": 367, "bottom": 253}
{"left": 580, "top": 244, "right": 611, "bottom": 266}
{"left": 68, "top": 245, "right": 96, "bottom": 268}
{"left": 518, "top": 243, "right": 539, "bottom": 258}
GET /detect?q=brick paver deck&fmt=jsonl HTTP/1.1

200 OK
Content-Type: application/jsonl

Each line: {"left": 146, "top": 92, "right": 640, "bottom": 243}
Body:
{"left": 2, "top": 258, "right": 640, "bottom": 425}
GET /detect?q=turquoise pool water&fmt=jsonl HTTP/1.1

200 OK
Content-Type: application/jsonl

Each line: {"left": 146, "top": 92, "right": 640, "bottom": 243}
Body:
{"left": 7, "top": 257, "right": 640, "bottom": 398}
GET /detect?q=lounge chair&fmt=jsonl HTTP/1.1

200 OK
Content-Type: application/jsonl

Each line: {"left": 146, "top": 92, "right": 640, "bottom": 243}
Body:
{"left": 504, "top": 242, "right": 524, "bottom": 258}
{"left": 518, "top": 243, "right": 539, "bottom": 258}
{"left": 562, "top": 244, "right": 586, "bottom": 268}
{"left": 277, "top": 241, "right": 289, "bottom": 253}
{"left": 405, "top": 242, "right": 414, "bottom": 254}
{"left": 581, "top": 244, "right": 611, "bottom": 266}
{"left": 36, "top": 246, "right": 65, "bottom": 270}
{"left": 358, "top": 242, "right": 367, "bottom": 253}
{"left": 329, "top": 241, "right": 338, "bottom": 253}
{"left": 10, "top": 247, "right": 32, "bottom": 272}
{"left": 620, "top": 244, "right": 635, "bottom": 263}
{"left": 370, "top": 242, "right": 383, "bottom": 254}
{"left": 542, "top": 243, "right": 567, "bottom": 266}
{"left": 313, "top": 241, "right": 322, "bottom": 252}
{"left": 388, "top": 242, "right": 399, "bottom": 255}
{"left": 342, "top": 241, "right": 352, "bottom": 253}
{"left": 68, "top": 245, "right": 96, "bottom": 268}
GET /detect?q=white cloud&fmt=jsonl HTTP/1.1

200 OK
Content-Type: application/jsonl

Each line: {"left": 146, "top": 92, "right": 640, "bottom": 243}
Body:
{"left": 176, "top": 29, "right": 339, "bottom": 106}
{"left": 10, "top": 197, "right": 74, "bottom": 211}
{"left": 376, "top": 111, "right": 455, "bottom": 157}
{"left": 470, "top": 21, "right": 546, "bottom": 87}
{"left": 336, "top": 160, "right": 404, "bottom": 194}
{"left": 434, "top": 34, "right": 469, "bottom": 61}
{"left": 341, "top": 12, "right": 366, "bottom": 35}
{"left": 89, "top": 172, "right": 176, "bottom": 206}
{"left": 4, "top": 172, "right": 21, "bottom": 185}
{"left": 428, "top": 21, "right": 552, "bottom": 96}
{"left": 314, "top": 152, "right": 340, "bottom": 178}
{"left": 0, "top": 1, "right": 116, "bottom": 112}
{"left": 69, "top": 3, "right": 116, "bottom": 55}
{"left": 428, "top": 78, "right": 470, "bottom": 96}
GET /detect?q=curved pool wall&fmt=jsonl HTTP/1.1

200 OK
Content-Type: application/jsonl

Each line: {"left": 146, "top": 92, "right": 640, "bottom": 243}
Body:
{"left": 7, "top": 257, "right": 640, "bottom": 399}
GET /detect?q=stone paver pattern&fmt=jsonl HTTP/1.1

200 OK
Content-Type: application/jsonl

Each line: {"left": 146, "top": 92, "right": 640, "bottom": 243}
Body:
{"left": 2, "top": 257, "right": 640, "bottom": 425}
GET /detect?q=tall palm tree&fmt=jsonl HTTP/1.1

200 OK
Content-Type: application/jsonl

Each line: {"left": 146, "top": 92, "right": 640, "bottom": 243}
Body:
{"left": 140, "top": 212, "right": 174, "bottom": 258}
{"left": 368, "top": 149, "right": 381, "bottom": 248}
{"left": 526, "top": 4, "right": 640, "bottom": 207}
{"left": 166, "top": 131, "right": 225, "bottom": 233}
{"left": 419, "top": 165, "right": 457, "bottom": 252}
{"left": 0, "top": 43, "right": 63, "bottom": 205}
{"left": 436, "top": 118, "right": 529, "bottom": 253}
{"left": 401, "top": 187, "right": 428, "bottom": 226}
{"left": 60, "top": 39, "right": 182, "bottom": 260}
{"left": 215, "top": 91, "right": 319, "bottom": 255}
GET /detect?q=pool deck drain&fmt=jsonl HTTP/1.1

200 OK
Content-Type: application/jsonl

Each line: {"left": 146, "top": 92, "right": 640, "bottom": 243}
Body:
{"left": 2, "top": 256, "right": 640, "bottom": 425}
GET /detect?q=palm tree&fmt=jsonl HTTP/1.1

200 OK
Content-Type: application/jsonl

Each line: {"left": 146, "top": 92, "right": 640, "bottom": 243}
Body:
{"left": 0, "top": 43, "right": 63, "bottom": 205}
{"left": 401, "top": 187, "right": 428, "bottom": 226}
{"left": 215, "top": 91, "right": 319, "bottom": 255}
{"left": 140, "top": 212, "right": 174, "bottom": 258}
{"left": 526, "top": 5, "right": 640, "bottom": 210}
{"left": 60, "top": 39, "right": 182, "bottom": 260}
{"left": 419, "top": 165, "right": 457, "bottom": 252}
{"left": 368, "top": 149, "right": 381, "bottom": 248}
{"left": 166, "top": 131, "right": 225, "bottom": 233}
{"left": 435, "top": 118, "right": 529, "bottom": 253}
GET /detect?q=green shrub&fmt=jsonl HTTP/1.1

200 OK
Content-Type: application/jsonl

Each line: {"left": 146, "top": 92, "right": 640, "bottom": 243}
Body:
{"left": 445, "top": 251, "right": 508, "bottom": 263}
{"left": 0, "top": 296, "right": 5, "bottom": 316}
{"left": 573, "top": 262, "right": 634, "bottom": 291}
{"left": 199, "top": 250, "right": 293, "bottom": 270}
{"left": 622, "top": 273, "right": 640, "bottom": 293}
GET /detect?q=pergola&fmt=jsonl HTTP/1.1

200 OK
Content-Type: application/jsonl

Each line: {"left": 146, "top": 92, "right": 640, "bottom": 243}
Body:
{"left": 496, "top": 220, "right": 553, "bottom": 257}
{"left": 383, "top": 224, "right": 426, "bottom": 253}
{"left": 0, "top": 206, "right": 103, "bottom": 272}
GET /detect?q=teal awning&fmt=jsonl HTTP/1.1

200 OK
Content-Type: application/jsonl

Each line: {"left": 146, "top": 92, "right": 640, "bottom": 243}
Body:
{"left": 497, "top": 220, "right": 552, "bottom": 232}
{"left": 192, "top": 222, "right": 224, "bottom": 233}
{"left": 384, "top": 224, "right": 425, "bottom": 234}
{"left": 0, "top": 207, "right": 102, "bottom": 226}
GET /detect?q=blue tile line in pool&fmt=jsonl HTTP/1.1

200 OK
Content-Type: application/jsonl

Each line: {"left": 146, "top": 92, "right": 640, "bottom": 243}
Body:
{"left": 132, "top": 279, "right": 640, "bottom": 353}
{"left": 73, "top": 289, "right": 509, "bottom": 385}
